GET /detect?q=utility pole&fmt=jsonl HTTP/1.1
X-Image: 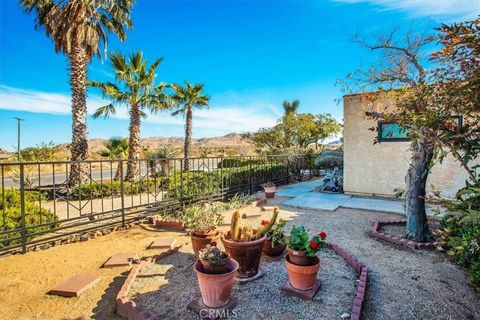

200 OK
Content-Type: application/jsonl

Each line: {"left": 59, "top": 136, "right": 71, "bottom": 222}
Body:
{"left": 14, "top": 117, "right": 24, "bottom": 161}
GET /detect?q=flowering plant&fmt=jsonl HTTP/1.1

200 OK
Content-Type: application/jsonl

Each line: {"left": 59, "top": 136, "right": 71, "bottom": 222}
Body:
{"left": 285, "top": 225, "right": 327, "bottom": 257}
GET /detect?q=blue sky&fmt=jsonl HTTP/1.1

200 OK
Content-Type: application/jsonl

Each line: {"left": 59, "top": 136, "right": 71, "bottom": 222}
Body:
{"left": 0, "top": 0, "right": 478, "bottom": 151}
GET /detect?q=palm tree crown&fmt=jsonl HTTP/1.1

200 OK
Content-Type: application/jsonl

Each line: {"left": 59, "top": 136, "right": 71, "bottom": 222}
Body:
{"left": 90, "top": 51, "right": 170, "bottom": 180}
{"left": 170, "top": 82, "right": 209, "bottom": 171}
{"left": 282, "top": 99, "right": 300, "bottom": 115}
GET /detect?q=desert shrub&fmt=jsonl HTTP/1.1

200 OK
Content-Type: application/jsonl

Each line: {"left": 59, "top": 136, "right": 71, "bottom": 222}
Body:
{"left": 436, "top": 183, "right": 480, "bottom": 292}
{"left": 0, "top": 188, "right": 58, "bottom": 249}
{"left": 166, "top": 171, "right": 221, "bottom": 200}
{"left": 315, "top": 149, "right": 343, "bottom": 169}
{"left": 217, "top": 157, "right": 263, "bottom": 168}
{"left": 67, "top": 178, "right": 169, "bottom": 199}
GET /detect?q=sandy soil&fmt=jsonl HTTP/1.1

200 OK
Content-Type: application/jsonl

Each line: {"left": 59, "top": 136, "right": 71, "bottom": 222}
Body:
{"left": 0, "top": 198, "right": 479, "bottom": 320}
{"left": 0, "top": 225, "right": 188, "bottom": 320}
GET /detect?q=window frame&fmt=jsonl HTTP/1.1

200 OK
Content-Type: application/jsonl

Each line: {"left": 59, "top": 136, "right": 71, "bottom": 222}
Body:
{"left": 377, "top": 121, "right": 410, "bottom": 142}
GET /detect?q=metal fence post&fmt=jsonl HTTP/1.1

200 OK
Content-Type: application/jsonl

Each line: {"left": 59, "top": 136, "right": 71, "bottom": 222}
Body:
{"left": 119, "top": 161, "right": 125, "bottom": 227}
{"left": 180, "top": 159, "right": 185, "bottom": 210}
{"left": 286, "top": 156, "right": 289, "bottom": 184}
{"left": 249, "top": 156, "right": 253, "bottom": 195}
{"left": 19, "top": 164, "right": 26, "bottom": 253}
{"left": 220, "top": 157, "right": 224, "bottom": 200}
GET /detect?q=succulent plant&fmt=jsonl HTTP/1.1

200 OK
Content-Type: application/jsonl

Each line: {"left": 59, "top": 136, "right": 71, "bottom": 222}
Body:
{"left": 229, "top": 207, "right": 279, "bottom": 241}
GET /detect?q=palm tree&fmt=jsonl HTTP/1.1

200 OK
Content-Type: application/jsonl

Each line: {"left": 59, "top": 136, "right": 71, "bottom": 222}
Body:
{"left": 21, "top": 0, "right": 134, "bottom": 185}
{"left": 90, "top": 51, "right": 170, "bottom": 181}
{"left": 170, "top": 82, "right": 209, "bottom": 171}
{"left": 145, "top": 147, "right": 176, "bottom": 177}
{"left": 282, "top": 99, "right": 300, "bottom": 116}
{"left": 98, "top": 137, "right": 129, "bottom": 180}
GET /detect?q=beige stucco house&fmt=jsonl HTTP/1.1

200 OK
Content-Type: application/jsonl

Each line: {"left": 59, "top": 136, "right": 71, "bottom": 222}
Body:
{"left": 343, "top": 94, "right": 470, "bottom": 199}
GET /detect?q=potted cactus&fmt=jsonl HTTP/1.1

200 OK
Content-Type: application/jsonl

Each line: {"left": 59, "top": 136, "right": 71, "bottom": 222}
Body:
{"left": 261, "top": 182, "right": 276, "bottom": 199}
{"left": 221, "top": 207, "right": 279, "bottom": 279}
{"left": 182, "top": 204, "right": 224, "bottom": 255}
{"left": 194, "top": 245, "right": 239, "bottom": 308}
{"left": 198, "top": 245, "right": 231, "bottom": 274}
{"left": 262, "top": 218, "right": 287, "bottom": 257}
{"left": 284, "top": 226, "right": 327, "bottom": 290}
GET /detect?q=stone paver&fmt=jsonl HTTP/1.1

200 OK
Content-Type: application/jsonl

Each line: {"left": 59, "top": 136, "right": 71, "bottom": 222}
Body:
{"left": 49, "top": 274, "right": 101, "bottom": 297}
{"left": 103, "top": 252, "right": 137, "bottom": 268}
{"left": 282, "top": 192, "right": 352, "bottom": 211}
{"left": 148, "top": 238, "right": 176, "bottom": 249}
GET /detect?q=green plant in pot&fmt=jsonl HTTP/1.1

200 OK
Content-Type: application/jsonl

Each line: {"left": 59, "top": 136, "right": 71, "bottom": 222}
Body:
{"left": 182, "top": 204, "right": 224, "bottom": 255}
{"left": 194, "top": 244, "right": 239, "bottom": 308}
{"left": 284, "top": 226, "right": 327, "bottom": 290}
{"left": 263, "top": 219, "right": 287, "bottom": 257}
{"left": 221, "top": 207, "right": 279, "bottom": 279}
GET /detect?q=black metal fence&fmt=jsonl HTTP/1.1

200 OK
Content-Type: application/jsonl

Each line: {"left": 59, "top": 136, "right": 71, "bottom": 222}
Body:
{"left": 0, "top": 154, "right": 316, "bottom": 254}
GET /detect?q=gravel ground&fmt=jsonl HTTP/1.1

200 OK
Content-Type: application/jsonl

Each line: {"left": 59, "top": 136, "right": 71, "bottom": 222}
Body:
{"left": 129, "top": 202, "right": 480, "bottom": 320}
{"left": 129, "top": 244, "right": 356, "bottom": 320}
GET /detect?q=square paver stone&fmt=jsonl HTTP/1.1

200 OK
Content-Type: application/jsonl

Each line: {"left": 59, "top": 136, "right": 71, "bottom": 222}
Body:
{"left": 148, "top": 237, "right": 176, "bottom": 249}
{"left": 103, "top": 252, "right": 137, "bottom": 268}
{"left": 281, "top": 279, "right": 322, "bottom": 300}
{"left": 49, "top": 274, "right": 101, "bottom": 297}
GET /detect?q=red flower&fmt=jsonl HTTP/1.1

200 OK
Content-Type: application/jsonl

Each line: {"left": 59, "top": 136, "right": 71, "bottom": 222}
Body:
{"left": 261, "top": 220, "right": 270, "bottom": 226}
{"left": 319, "top": 231, "right": 327, "bottom": 240}
{"left": 309, "top": 241, "right": 319, "bottom": 250}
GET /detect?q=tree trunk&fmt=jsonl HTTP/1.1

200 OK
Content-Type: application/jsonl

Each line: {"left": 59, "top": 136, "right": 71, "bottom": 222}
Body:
{"left": 125, "top": 105, "right": 141, "bottom": 181}
{"left": 114, "top": 164, "right": 122, "bottom": 181}
{"left": 405, "top": 139, "right": 434, "bottom": 242}
{"left": 68, "top": 44, "right": 90, "bottom": 186}
{"left": 183, "top": 106, "right": 192, "bottom": 171}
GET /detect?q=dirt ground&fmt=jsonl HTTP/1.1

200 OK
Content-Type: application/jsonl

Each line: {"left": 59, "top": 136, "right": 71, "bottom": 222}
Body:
{"left": 0, "top": 197, "right": 479, "bottom": 320}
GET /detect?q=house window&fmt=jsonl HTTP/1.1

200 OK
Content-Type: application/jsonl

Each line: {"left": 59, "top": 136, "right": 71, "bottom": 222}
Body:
{"left": 378, "top": 122, "right": 410, "bottom": 142}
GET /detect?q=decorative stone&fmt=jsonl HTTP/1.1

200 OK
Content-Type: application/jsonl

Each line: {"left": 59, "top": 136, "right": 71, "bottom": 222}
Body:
{"left": 148, "top": 238, "right": 176, "bottom": 250}
{"left": 103, "top": 253, "right": 137, "bottom": 268}
{"left": 281, "top": 279, "right": 322, "bottom": 300}
{"left": 49, "top": 274, "right": 100, "bottom": 297}
{"left": 187, "top": 297, "right": 237, "bottom": 320}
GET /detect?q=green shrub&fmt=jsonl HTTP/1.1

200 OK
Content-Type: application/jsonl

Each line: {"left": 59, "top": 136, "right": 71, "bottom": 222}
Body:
{"left": 436, "top": 183, "right": 480, "bottom": 293}
{"left": 0, "top": 188, "right": 58, "bottom": 249}
{"left": 218, "top": 157, "right": 263, "bottom": 168}
{"left": 315, "top": 149, "right": 343, "bottom": 169}
{"left": 166, "top": 170, "right": 221, "bottom": 200}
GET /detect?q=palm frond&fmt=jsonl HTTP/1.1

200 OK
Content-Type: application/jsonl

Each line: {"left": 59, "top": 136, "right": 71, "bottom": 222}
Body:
{"left": 93, "top": 103, "right": 117, "bottom": 119}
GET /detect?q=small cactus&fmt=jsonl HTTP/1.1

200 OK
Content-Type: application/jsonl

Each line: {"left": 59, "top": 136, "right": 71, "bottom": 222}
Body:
{"left": 229, "top": 207, "right": 280, "bottom": 242}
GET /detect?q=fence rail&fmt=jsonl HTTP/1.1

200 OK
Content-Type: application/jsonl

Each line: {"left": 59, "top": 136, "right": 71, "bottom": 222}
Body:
{"left": 0, "top": 154, "right": 316, "bottom": 254}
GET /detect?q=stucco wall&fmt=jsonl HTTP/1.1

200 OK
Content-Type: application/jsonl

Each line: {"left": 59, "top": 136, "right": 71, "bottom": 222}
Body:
{"left": 343, "top": 94, "right": 469, "bottom": 199}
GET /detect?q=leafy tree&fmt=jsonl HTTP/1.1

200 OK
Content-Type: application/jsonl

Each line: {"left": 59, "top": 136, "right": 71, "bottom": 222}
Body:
{"left": 170, "top": 82, "right": 209, "bottom": 171}
{"left": 90, "top": 51, "right": 170, "bottom": 181}
{"left": 21, "top": 0, "right": 134, "bottom": 185}
{"left": 241, "top": 127, "right": 284, "bottom": 154}
{"left": 343, "top": 21, "right": 479, "bottom": 242}
{"left": 98, "top": 137, "right": 129, "bottom": 180}
{"left": 19, "top": 141, "right": 60, "bottom": 161}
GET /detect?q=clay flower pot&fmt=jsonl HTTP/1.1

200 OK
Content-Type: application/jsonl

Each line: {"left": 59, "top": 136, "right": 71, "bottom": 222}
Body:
{"left": 221, "top": 235, "right": 266, "bottom": 278}
{"left": 285, "top": 255, "right": 320, "bottom": 290}
{"left": 287, "top": 248, "right": 316, "bottom": 266}
{"left": 191, "top": 230, "right": 221, "bottom": 255}
{"left": 194, "top": 258, "right": 239, "bottom": 308}
{"left": 263, "top": 187, "right": 276, "bottom": 199}
{"left": 262, "top": 239, "right": 287, "bottom": 257}
{"left": 199, "top": 252, "right": 231, "bottom": 275}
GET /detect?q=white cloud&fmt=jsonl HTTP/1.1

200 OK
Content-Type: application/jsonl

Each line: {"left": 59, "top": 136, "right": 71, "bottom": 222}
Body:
{"left": 333, "top": 0, "right": 480, "bottom": 20}
{"left": 0, "top": 85, "right": 277, "bottom": 134}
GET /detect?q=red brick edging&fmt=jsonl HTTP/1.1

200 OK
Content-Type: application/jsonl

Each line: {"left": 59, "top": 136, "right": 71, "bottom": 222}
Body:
{"left": 116, "top": 245, "right": 184, "bottom": 320}
{"left": 369, "top": 220, "right": 437, "bottom": 250}
{"left": 328, "top": 242, "right": 368, "bottom": 320}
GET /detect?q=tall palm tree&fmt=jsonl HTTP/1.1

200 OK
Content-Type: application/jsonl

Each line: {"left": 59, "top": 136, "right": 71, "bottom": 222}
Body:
{"left": 170, "top": 82, "right": 209, "bottom": 171}
{"left": 90, "top": 51, "right": 170, "bottom": 181}
{"left": 98, "top": 137, "right": 129, "bottom": 180}
{"left": 282, "top": 99, "right": 300, "bottom": 116}
{"left": 21, "top": 0, "right": 134, "bottom": 185}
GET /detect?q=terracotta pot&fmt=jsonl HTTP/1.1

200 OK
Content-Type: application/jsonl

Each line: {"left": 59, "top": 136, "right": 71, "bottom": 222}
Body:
{"left": 262, "top": 239, "right": 287, "bottom": 257}
{"left": 191, "top": 230, "right": 221, "bottom": 255}
{"left": 194, "top": 258, "right": 239, "bottom": 308}
{"left": 199, "top": 252, "right": 231, "bottom": 274}
{"left": 285, "top": 255, "right": 320, "bottom": 290}
{"left": 265, "top": 191, "right": 275, "bottom": 199}
{"left": 221, "top": 235, "right": 266, "bottom": 278}
{"left": 287, "top": 248, "right": 317, "bottom": 266}
{"left": 155, "top": 219, "right": 185, "bottom": 230}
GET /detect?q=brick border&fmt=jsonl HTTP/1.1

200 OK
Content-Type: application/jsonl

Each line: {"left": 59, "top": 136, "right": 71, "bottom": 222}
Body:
{"left": 328, "top": 242, "right": 368, "bottom": 320}
{"left": 117, "top": 241, "right": 368, "bottom": 320}
{"left": 116, "top": 244, "right": 185, "bottom": 320}
{"left": 369, "top": 220, "right": 438, "bottom": 250}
